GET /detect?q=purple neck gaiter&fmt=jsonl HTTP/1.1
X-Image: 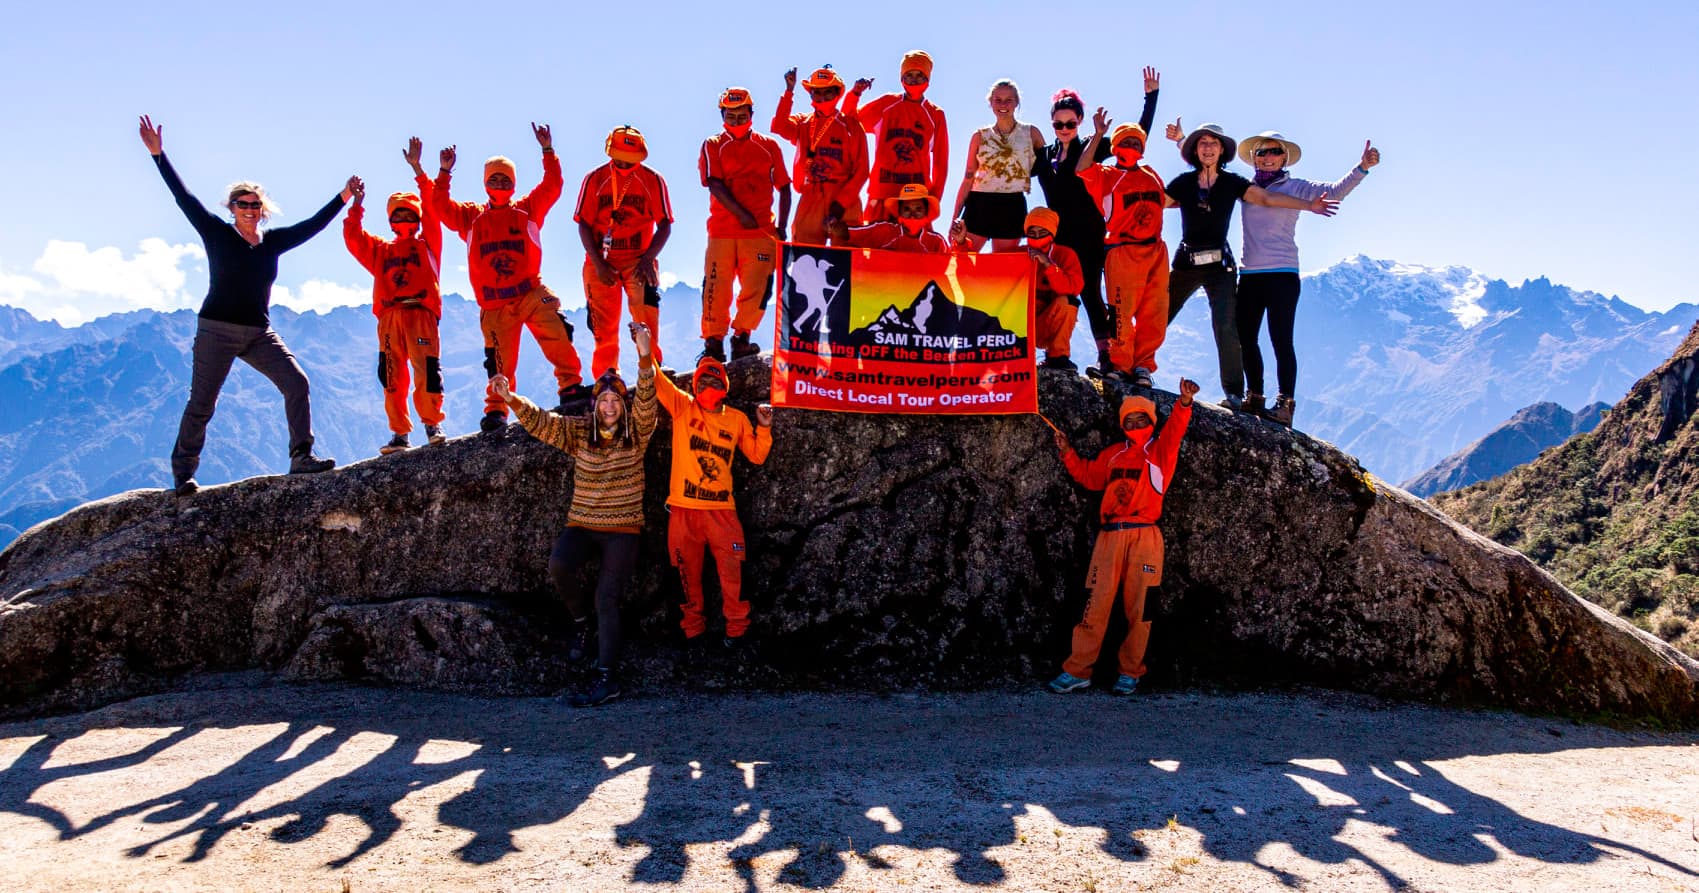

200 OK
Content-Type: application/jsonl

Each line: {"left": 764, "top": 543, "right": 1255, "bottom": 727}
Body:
{"left": 1254, "top": 169, "right": 1285, "bottom": 188}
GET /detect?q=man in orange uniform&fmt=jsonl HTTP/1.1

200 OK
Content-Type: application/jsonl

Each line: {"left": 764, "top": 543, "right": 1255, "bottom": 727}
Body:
{"left": 771, "top": 65, "right": 869, "bottom": 246}
{"left": 654, "top": 356, "right": 773, "bottom": 647}
{"left": 1076, "top": 117, "right": 1170, "bottom": 388}
{"left": 842, "top": 50, "right": 949, "bottom": 223}
{"left": 826, "top": 183, "right": 952, "bottom": 253}
{"left": 699, "top": 87, "right": 791, "bottom": 364}
{"left": 344, "top": 137, "right": 447, "bottom": 454}
{"left": 434, "top": 124, "right": 589, "bottom": 432}
{"left": 1022, "top": 207, "right": 1085, "bottom": 371}
{"left": 1049, "top": 378, "right": 1198, "bottom": 695}
{"left": 576, "top": 125, "right": 674, "bottom": 379}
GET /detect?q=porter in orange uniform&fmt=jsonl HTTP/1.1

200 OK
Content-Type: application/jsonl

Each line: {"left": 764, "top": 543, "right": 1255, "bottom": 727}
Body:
{"left": 433, "top": 124, "right": 588, "bottom": 431}
{"left": 841, "top": 50, "right": 949, "bottom": 222}
{"left": 827, "top": 183, "right": 952, "bottom": 253}
{"left": 771, "top": 65, "right": 869, "bottom": 245}
{"left": 699, "top": 87, "right": 792, "bottom": 363}
{"left": 1021, "top": 207, "right": 1085, "bottom": 370}
{"left": 1048, "top": 380, "right": 1197, "bottom": 695}
{"left": 576, "top": 126, "right": 675, "bottom": 379}
{"left": 655, "top": 357, "right": 773, "bottom": 643}
{"left": 1076, "top": 119, "right": 1170, "bottom": 385}
{"left": 344, "top": 138, "right": 447, "bottom": 453}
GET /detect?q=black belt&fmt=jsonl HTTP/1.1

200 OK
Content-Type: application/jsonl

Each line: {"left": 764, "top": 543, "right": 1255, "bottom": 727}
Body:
{"left": 1101, "top": 522, "right": 1154, "bottom": 531}
{"left": 1108, "top": 236, "right": 1158, "bottom": 247}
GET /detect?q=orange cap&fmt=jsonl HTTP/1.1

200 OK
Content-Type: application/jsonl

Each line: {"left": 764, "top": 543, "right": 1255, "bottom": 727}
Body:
{"left": 801, "top": 66, "right": 844, "bottom": 91}
{"left": 719, "top": 86, "right": 753, "bottom": 109}
{"left": 1023, "top": 207, "right": 1059, "bottom": 234}
{"left": 883, "top": 183, "right": 941, "bottom": 221}
{"left": 900, "top": 50, "right": 933, "bottom": 78}
{"left": 1110, "top": 123, "right": 1148, "bottom": 148}
{"left": 483, "top": 156, "right": 517, "bottom": 183}
{"left": 1119, "top": 395, "right": 1157, "bottom": 426}
{"left": 605, "top": 126, "right": 648, "bottom": 163}
{"left": 386, "top": 192, "right": 422, "bottom": 220}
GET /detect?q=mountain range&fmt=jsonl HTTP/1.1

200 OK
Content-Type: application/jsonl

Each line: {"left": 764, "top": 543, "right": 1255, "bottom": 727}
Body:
{"left": 0, "top": 256, "right": 1693, "bottom": 547}
{"left": 1402, "top": 400, "right": 1608, "bottom": 497}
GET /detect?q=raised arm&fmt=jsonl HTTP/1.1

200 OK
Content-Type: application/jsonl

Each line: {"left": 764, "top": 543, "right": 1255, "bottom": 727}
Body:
{"left": 431, "top": 145, "right": 482, "bottom": 238}
{"left": 342, "top": 187, "right": 383, "bottom": 276}
{"left": 404, "top": 138, "right": 445, "bottom": 260}
{"left": 265, "top": 177, "right": 356, "bottom": 253}
{"left": 140, "top": 115, "right": 222, "bottom": 238}
{"left": 498, "top": 373, "right": 586, "bottom": 453}
{"left": 515, "top": 124, "right": 563, "bottom": 221}
{"left": 1137, "top": 68, "right": 1160, "bottom": 134}
{"left": 771, "top": 70, "right": 801, "bottom": 141}
{"left": 737, "top": 410, "right": 773, "bottom": 464}
{"left": 1244, "top": 185, "right": 1338, "bottom": 216}
{"left": 1076, "top": 108, "right": 1111, "bottom": 174}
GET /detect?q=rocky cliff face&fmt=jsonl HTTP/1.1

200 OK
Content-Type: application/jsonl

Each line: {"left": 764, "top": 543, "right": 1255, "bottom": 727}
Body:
{"left": 1437, "top": 322, "right": 1699, "bottom": 658}
{"left": 3, "top": 362, "right": 1696, "bottom": 723}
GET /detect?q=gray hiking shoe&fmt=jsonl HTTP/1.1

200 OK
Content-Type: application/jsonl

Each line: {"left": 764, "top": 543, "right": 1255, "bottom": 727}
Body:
{"left": 288, "top": 450, "right": 335, "bottom": 475}
{"left": 379, "top": 433, "right": 410, "bottom": 455}
{"left": 425, "top": 424, "right": 446, "bottom": 445}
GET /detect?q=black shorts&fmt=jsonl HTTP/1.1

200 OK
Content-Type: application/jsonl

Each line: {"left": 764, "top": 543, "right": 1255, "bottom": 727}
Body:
{"left": 961, "top": 191, "right": 1028, "bottom": 240}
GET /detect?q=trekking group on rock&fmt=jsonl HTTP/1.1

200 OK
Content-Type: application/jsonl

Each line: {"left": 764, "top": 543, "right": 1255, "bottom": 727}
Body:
{"left": 136, "top": 49, "right": 1380, "bottom": 706}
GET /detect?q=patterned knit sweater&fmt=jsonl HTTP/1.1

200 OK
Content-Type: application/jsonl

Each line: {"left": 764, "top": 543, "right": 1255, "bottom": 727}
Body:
{"left": 511, "top": 363, "right": 658, "bottom": 532}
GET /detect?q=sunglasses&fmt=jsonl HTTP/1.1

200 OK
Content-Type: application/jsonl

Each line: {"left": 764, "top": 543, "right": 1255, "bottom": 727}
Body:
{"left": 1254, "top": 146, "right": 1287, "bottom": 157}
{"left": 232, "top": 199, "right": 265, "bottom": 210}
{"left": 1051, "top": 120, "right": 1078, "bottom": 130}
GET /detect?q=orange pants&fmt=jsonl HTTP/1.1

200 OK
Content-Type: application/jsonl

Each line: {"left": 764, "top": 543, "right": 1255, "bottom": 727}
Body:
{"left": 480, "top": 285, "right": 584, "bottom": 416}
{"left": 1036, "top": 294, "right": 1079, "bottom": 357}
{"left": 583, "top": 250, "right": 663, "bottom": 379}
{"left": 377, "top": 306, "right": 445, "bottom": 434}
{"left": 1063, "top": 525, "right": 1164, "bottom": 680}
{"left": 792, "top": 187, "right": 862, "bottom": 246}
{"left": 669, "top": 506, "right": 750, "bottom": 638}
{"left": 1103, "top": 242, "right": 1170, "bottom": 373}
{"left": 702, "top": 236, "right": 779, "bottom": 339}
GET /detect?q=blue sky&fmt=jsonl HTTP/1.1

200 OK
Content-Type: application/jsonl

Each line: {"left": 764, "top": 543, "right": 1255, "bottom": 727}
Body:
{"left": 3, "top": 1, "right": 1696, "bottom": 323}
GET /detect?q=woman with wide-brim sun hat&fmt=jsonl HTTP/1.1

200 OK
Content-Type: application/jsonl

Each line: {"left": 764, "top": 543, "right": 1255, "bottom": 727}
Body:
{"left": 1160, "top": 120, "right": 1339, "bottom": 411}
{"left": 951, "top": 78, "right": 1048, "bottom": 253}
{"left": 138, "top": 115, "right": 354, "bottom": 496}
{"left": 1234, "top": 130, "right": 1380, "bottom": 427}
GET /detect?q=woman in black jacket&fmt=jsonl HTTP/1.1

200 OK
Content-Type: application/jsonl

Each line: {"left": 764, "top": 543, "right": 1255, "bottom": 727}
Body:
{"left": 139, "top": 115, "right": 355, "bottom": 495}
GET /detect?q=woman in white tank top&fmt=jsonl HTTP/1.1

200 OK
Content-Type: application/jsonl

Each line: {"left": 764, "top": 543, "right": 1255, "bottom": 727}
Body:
{"left": 951, "top": 79, "right": 1047, "bottom": 252}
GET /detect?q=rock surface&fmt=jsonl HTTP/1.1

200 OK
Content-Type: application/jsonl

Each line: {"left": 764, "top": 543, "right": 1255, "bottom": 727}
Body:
{"left": 3, "top": 361, "right": 1696, "bottom": 723}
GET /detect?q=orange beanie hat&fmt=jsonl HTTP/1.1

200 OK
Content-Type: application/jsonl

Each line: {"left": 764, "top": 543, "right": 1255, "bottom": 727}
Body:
{"left": 1023, "top": 207, "right": 1059, "bottom": 234}
{"left": 901, "top": 50, "right": 933, "bottom": 78}
{"left": 386, "top": 192, "right": 422, "bottom": 219}
{"left": 483, "top": 156, "right": 517, "bottom": 183}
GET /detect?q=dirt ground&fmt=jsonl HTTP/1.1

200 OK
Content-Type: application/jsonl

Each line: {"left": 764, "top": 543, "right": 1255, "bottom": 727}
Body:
{"left": 0, "top": 677, "right": 1695, "bottom": 892}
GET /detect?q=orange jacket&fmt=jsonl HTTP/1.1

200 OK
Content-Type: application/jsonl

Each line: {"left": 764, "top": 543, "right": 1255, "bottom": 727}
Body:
{"left": 1033, "top": 242, "right": 1085, "bottom": 301}
{"left": 432, "top": 150, "right": 563, "bottom": 307}
{"left": 573, "top": 163, "right": 674, "bottom": 253}
{"left": 344, "top": 174, "right": 444, "bottom": 319}
{"left": 841, "top": 222, "right": 951, "bottom": 253}
{"left": 842, "top": 91, "right": 949, "bottom": 199}
{"left": 771, "top": 91, "right": 869, "bottom": 212}
{"left": 1078, "top": 162, "right": 1167, "bottom": 246}
{"left": 699, "top": 130, "right": 790, "bottom": 239}
{"left": 1062, "top": 400, "right": 1191, "bottom": 525}
{"left": 654, "top": 365, "right": 771, "bottom": 510}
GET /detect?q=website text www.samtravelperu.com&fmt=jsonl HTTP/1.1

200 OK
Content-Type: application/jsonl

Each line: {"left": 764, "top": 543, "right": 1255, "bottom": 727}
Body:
{"left": 773, "top": 361, "right": 1033, "bottom": 388}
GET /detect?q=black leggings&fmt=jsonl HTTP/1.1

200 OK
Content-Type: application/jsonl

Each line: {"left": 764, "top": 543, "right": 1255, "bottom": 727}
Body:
{"left": 1058, "top": 229, "right": 1108, "bottom": 343}
{"left": 1236, "top": 272, "right": 1301, "bottom": 397}
{"left": 548, "top": 527, "right": 639, "bottom": 670}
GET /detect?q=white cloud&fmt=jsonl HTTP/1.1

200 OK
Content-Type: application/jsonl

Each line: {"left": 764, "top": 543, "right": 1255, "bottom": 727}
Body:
{"left": 271, "top": 279, "right": 371, "bottom": 315}
{"left": 0, "top": 239, "right": 206, "bottom": 325}
{"left": 657, "top": 271, "right": 683, "bottom": 290}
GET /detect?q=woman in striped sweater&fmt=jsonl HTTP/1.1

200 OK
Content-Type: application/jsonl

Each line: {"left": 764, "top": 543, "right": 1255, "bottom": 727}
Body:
{"left": 492, "top": 322, "right": 658, "bottom": 707}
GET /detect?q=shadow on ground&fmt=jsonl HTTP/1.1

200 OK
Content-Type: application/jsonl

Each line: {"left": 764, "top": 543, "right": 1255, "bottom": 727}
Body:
{"left": 0, "top": 680, "right": 1694, "bottom": 889}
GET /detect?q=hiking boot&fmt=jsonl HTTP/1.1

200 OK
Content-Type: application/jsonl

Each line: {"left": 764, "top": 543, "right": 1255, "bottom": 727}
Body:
{"left": 1220, "top": 394, "right": 1244, "bottom": 411}
{"left": 566, "top": 619, "right": 594, "bottom": 665}
{"left": 1132, "top": 367, "right": 1154, "bottom": 389}
{"left": 697, "top": 336, "right": 726, "bottom": 364}
{"left": 568, "top": 669, "right": 622, "bottom": 708}
{"left": 480, "top": 410, "right": 508, "bottom": 433}
{"left": 730, "top": 331, "right": 762, "bottom": 359}
{"left": 425, "top": 424, "right": 447, "bottom": 445}
{"left": 288, "top": 449, "right": 335, "bottom": 475}
{"left": 1268, "top": 394, "right": 1296, "bottom": 428}
{"left": 1111, "top": 674, "right": 1140, "bottom": 696}
{"left": 1101, "top": 368, "right": 1136, "bottom": 386}
{"left": 721, "top": 634, "right": 756, "bottom": 663}
{"left": 1047, "top": 671, "right": 1090, "bottom": 694}
{"left": 1243, "top": 392, "right": 1267, "bottom": 414}
{"left": 379, "top": 433, "right": 410, "bottom": 455}
{"left": 173, "top": 478, "right": 199, "bottom": 497}
{"left": 556, "top": 382, "right": 592, "bottom": 414}
{"left": 1039, "top": 354, "right": 1078, "bottom": 372}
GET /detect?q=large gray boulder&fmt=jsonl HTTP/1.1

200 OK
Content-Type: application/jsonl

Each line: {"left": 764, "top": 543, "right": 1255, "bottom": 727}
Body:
{"left": 3, "top": 361, "right": 1695, "bottom": 723}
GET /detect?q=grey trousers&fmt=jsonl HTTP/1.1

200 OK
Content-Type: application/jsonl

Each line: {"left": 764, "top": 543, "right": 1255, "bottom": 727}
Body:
{"left": 1167, "top": 263, "right": 1244, "bottom": 398}
{"left": 172, "top": 318, "right": 314, "bottom": 483}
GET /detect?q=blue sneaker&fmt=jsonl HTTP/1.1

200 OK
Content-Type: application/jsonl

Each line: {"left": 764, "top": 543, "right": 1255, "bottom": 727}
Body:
{"left": 1047, "top": 671, "right": 1090, "bottom": 693}
{"left": 1111, "top": 674, "right": 1140, "bottom": 696}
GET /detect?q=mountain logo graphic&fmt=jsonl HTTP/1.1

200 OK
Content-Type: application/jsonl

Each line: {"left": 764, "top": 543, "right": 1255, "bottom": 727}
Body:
{"left": 836, "top": 280, "right": 1024, "bottom": 357}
